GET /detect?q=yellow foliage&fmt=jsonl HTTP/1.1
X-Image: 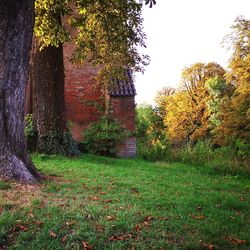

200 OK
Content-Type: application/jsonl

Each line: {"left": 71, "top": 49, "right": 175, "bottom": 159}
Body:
{"left": 158, "top": 63, "right": 226, "bottom": 145}
{"left": 215, "top": 17, "right": 250, "bottom": 145}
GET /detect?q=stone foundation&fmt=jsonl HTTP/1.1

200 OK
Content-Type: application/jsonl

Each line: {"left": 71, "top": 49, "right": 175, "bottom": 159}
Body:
{"left": 117, "top": 137, "right": 136, "bottom": 158}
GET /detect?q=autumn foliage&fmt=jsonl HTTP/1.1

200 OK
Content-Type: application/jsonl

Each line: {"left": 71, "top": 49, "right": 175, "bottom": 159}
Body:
{"left": 136, "top": 17, "right": 250, "bottom": 167}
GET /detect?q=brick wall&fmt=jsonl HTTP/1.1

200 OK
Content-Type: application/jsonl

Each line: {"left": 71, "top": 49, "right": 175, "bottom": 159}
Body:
{"left": 63, "top": 19, "right": 136, "bottom": 157}
{"left": 111, "top": 96, "right": 136, "bottom": 131}
{"left": 64, "top": 41, "right": 102, "bottom": 141}
{"left": 111, "top": 97, "right": 136, "bottom": 157}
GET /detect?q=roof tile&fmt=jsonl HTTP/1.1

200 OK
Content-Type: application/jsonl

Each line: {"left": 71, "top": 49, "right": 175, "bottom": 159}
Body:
{"left": 110, "top": 70, "right": 136, "bottom": 97}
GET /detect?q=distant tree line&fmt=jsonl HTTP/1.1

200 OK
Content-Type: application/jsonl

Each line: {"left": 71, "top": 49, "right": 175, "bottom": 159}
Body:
{"left": 136, "top": 16, "right": 250, "bottom": 171}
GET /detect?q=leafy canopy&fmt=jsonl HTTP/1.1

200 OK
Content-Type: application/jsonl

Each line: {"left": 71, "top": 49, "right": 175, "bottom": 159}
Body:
{"left": 159, "top": 63, "right": 227, "bottom": 145}
{"left": 34, "top": 0, "right": 154, "bottom": 85}
{"left": 216, "top": 16, "right": 250, "bottom": 145}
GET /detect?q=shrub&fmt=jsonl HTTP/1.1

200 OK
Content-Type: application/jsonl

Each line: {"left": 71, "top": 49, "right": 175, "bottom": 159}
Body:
{"left": 137, "top": 140, "right": 170, "bottom": 162}
{"left": 38, "top": 130, "right": 79, "bottom": 156}
{"left": 24, "top": 115, "right": 79, "bottom": 155}
{"left": 136, "top": 104, "right": 169, "bottom": 161}
{"left": 170, "top": 140, "right": 250, "bottom": 177}
{"left": 232, "top": 138, "right": 250, "bottom": 160}
{"left": 177, "top": 140, "right": 214, "bottom": 165}
{"left": 83, "top": 116, "right": 130, "bottom": 157}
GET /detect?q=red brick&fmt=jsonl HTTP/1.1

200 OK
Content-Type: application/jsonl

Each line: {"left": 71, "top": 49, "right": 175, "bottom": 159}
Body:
{"left": 63, "top": 17, "right": 136, "bottom": 157}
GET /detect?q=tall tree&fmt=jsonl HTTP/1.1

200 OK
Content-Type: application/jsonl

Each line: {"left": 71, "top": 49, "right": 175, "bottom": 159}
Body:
{"left": 30, "top": 41, "right": 79, "bottom": 155}
{"left": 215, "top": 16, "right": 250, "bottom": 145}
{"left": 0, "top": 0, "right": 40, "bottom": 182}
{"left": 162, "top": 63, "right": 226, "bottom": 145}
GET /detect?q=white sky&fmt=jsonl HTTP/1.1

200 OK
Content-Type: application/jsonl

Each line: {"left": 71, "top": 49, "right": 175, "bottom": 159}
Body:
{"left": 135, "top": 0, "right": 250, "bottom": 104}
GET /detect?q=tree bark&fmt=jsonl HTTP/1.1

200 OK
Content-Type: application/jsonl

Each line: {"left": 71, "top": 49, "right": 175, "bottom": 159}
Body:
{"left": 29, "top": 38, "right": 78, "bottom": 155}
{"left": 0, "top": 0, "right": 40, "bottom": 182}
{"left": 25, "top": 74, "right": 33, "bottom": 116}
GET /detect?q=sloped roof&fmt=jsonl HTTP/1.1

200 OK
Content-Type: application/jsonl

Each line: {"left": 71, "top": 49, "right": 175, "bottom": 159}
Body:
{"left": 110, "top": 70, "right": 136, "bottom": 97}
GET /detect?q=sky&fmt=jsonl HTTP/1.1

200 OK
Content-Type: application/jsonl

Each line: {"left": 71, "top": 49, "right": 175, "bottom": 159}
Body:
{"left": 134, "top": 0, "right": 250, "bottom": 104}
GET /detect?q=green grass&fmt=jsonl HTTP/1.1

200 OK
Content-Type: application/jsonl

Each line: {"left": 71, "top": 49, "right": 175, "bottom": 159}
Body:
{"left": 0, "top": 154, "right": 249, "bottom": 249}
{"left": 0, "top": 180, "right": 11, "bottom": 190}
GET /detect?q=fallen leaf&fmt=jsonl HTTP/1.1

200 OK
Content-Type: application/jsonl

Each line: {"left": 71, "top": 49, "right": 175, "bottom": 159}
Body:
{"left": 82, "top": 241, "right": 93, "bottom": 250}
{"left": 99, "top": 191, "right": 107, "bottom": 195}
{"left": 225, "top": 237, "right": 246, "bottom": 244}
{"left": 235, "top": 210, "right": 241, "bottom": 216}
{"left": 49, "top": 231, "right": 57, "bottom": 238}
{"left": 66, "top": 221, "right": 77, "bottom": 226}
{"left": 190, "top": 229, "right": 197, "bottom": 235}
{"left": 240, "top": 196, "right": 246, "bottom": 202}
{"left": 200, "top": 242, "right": 215, "bottom": 249}
{"left": 131, "top": 187, "right": 139, "bottom": 193}
{"left": 28, "top": 209, "right": 34, "bottom": 218}
{"left": 128, "top": 233, "right": 133, "bottom": 238}
{"left": 33, "top": 220, "right": 44, "bottom": 226}
{"left": 127, "top": 204, "right": 132, "bottom": 209}
{"left": 135, "top": 224, "right": 141, "bottom": 232}
{"left": 144, "top": 216, "right": 154, "bottom": 221}
{"left": 159, "top": 216, "right": 169, "bottom": 221}
{"left": 95, "top": 223, "right": 105, "bottom": 232}
{"left": 82, "top": 184, "right": 89, "bottom": 190}
{"left": 106, "top": 215, "right": 115, "bottom": 221}
{"left": 209, "top": 244, "right": 214, "bottom": 250}
{"left": 15, "top": 224, "right": 28, "bottom": 231}
{"left": 91, "top": 185, "right": 102, "bottom": 190}
{"left": 61, "top": 235, "right": 68, "bottom": 243}
{"left": 104, "top": 199, "right": 113, "bottom": 203}
{"left": 89, "top": 196, "right": 99, "bottom": 201}
{"left": 58, "top": 203, "right": 66, "bottom": 207}
{"left": 108, "top": 235, "right": 125, "bottom": 241}
{"left": 190, "top": 214, "right": 206, "bottom": 220}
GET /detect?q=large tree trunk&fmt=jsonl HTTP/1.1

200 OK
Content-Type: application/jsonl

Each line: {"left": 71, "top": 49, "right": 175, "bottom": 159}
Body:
{"left": 29, "top": 38, "right": 78, "bottom": 155}
{"left": 0, "top": 0, "right": 40, "bottom": 182}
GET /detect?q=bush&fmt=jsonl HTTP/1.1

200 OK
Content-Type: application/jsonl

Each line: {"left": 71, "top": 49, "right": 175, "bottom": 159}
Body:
{"left": 137, "top": 140, "right": 170, "bottom": 162}
{"left": 171, "top": 140, "right": 250, "bottom": 177}
{"left": 232, "top": 138, "right": 250, "bottom": 160}
{"left": 38, "top": 130, "right": 79, "bottom": 156}
{"left": 136, "top": 104, "right": 169, "bottom": 161}
{"left": 24, "top": 114, "right": 79, "bottom": 155}
{"left": 83, "top": 116, "right": 130, "bottom": 157}
{"left": 176, "top": 140, "right": 214, "bottom": 165}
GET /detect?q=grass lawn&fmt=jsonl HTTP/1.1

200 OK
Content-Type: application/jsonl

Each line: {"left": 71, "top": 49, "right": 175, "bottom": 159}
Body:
{"left": 0, "top": 154, "right": 249, "bottom": 249}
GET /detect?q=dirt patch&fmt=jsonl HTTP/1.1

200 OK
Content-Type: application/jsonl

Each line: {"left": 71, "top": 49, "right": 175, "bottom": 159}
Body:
{"left": 0, "top": 175, "right": 76, "bottom": 210}
{"left": 0, "top": 182, "right": 43, "bottom": 208}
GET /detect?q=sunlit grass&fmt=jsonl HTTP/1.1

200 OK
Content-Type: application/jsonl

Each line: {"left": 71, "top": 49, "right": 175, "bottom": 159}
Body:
{"left": 0, "top": 154, "right": 249, "bottom": 249}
